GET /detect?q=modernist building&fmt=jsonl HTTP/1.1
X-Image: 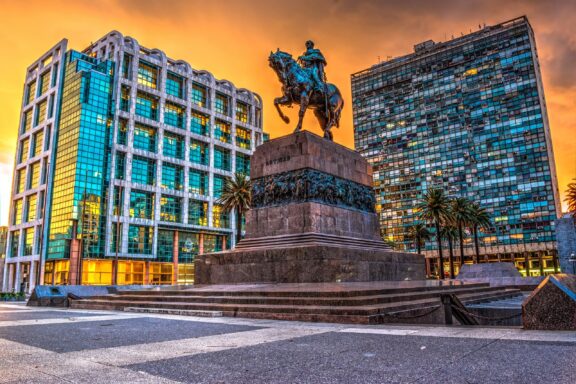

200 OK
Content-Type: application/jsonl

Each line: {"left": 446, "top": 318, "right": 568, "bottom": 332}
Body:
{"left": 556, "top": 213, "right": 576, "bottom": 274}
{"left": 351, "top": 17, "right": 561, "bottom": 277}
{"left": 3, "top": 31, "right": 264, "bottom": 293}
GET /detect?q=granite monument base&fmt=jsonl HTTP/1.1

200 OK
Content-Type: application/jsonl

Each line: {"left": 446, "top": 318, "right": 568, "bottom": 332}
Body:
{"left": 522, "top": 274, "right": 576, "bottom": 330}
{"left": 194, "top": 244, "right": 425, "bottom": 285}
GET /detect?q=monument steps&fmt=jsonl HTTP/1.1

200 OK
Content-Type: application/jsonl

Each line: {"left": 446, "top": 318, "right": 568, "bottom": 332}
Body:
{"left": 82, "top": 285, "right": 512, "bottom": 306}
{"left": 70, "top": 283, "right": 522, "bottom": 324}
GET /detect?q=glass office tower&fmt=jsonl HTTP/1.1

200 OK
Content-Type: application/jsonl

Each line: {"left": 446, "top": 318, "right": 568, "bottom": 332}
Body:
{"left": 4, "top": 31, "right": 264, "bottom": 292}
{"left": 351, "top": 17, "right": 561, "bottom": 277}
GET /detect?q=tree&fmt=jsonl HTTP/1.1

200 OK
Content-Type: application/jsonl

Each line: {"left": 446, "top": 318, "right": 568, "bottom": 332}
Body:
{"left": 416, "top": 189, "right": 451, "bottom": 279}
{"left": 450, "top": 197, "right": 473, "bottom": 268}
{"left": 468, "top": 202, "right": 491, "bottom": 264}
{"left": 406, "top": 223, "right": 431, "bottom": 255}
{"left": 440, "top": 223, "right": 459, "bottom": 279}
{"left": 217, "top": 173, "right": 251, "bottom": 245}
{"left": 566, "top": 179, "right": 576, "bottom": 213}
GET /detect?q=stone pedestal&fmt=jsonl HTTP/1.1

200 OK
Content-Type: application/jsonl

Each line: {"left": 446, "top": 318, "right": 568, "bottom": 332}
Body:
{"left": 522, "top": 274, "right": 576, "bottom": 330}
{"left": 194, "top": 131, "right": 425, "bottom": 284}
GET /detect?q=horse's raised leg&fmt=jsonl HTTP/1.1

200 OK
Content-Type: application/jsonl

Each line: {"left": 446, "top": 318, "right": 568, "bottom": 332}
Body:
{"left": 274, "top": 96, "right": 291, "bottom": 124}
{"left": 295, "top": 92, "right": 309, "bottom": 132}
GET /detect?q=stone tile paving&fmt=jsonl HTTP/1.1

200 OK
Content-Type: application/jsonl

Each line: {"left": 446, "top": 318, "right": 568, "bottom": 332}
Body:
{"left": 0, "top": 303, "right": 574, "bottom": 384}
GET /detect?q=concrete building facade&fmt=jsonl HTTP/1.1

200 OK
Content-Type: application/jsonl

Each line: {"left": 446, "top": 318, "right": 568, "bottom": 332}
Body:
{"left": 351, "top": 17, "right": 561, "bottom": 277}
{"left": 4, "top": 31, "right": 264, "bottom": 292}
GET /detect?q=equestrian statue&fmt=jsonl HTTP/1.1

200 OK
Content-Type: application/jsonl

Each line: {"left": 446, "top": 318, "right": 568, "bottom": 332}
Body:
{"left": 268, "top": 40, "right": 344, "bottom": 140}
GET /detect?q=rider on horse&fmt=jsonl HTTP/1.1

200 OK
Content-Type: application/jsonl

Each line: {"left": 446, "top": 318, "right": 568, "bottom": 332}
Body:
{"left": 298, "top": 40, "right": 327, "bottom": 93}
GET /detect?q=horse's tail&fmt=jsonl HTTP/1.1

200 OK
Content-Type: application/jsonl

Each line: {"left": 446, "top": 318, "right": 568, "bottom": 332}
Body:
{"left": 335, "top": 99, "right": 343, "bottom": 128}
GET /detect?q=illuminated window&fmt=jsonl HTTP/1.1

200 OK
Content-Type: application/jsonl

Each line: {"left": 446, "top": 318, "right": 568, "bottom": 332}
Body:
{"left": 137, "top": 61, "right": 158, "bottom": 89}
{"left": 23, "top": 227, "right": 34, "bottom": 256}
{"left": 188, "top": 200, "right": 207, "bottom": 225}
{"left": 189, "top": 140, "right": 209, "bottom": 165}
{"left": 135, "top": 92, "right": 158, "bottom": 120}
{"left": 215, "top": 93, "right": 229, "bottom": 115}
{"left": 236, "top": 127, "right": 251, "bottom": 149}
{"left": 120, "top": 86, "right": 131, "bottom": 112}
{"left": 117, "top": 260, "right": 145, "bottom": 285}
{"left": 26, "top": 80, "right": 36, "bottom": 105}
{"left": 190, "top": 111, "right": 209, "bottom": 136}
{"left": 13, "top": 199, "right": 23, "bottom": 225}
{"left": 191, "top": 83, "right": 207, "bottom": 108}
{"left": 129, "top": 189, "right": 154, "bottom": 219}
{"left": 164, "top": 102, "right": 184, "bottom": 128}
{"left": 128, "top": 225, "right": 153, "bottom": 254}
{"left": 35, "top": 100, "right": 47, "bottom": 126}
{"left": 117, "top": 118, "right": 128, "bottom": 145}
{"left": 163, "top": 132, "right": 184, "bottom": 159}
{"left": 214, "top": 120, "right": 231, "bottom": 143}
{"left": 26, "top": 194, "right": 37, "bottom": 222}
{"left": 39, "top": 70, "right": 51, "bottom": 95}
{"left": 161, "top": 163, "right": 184, "bottom": 190}
{"left": 235, "top": 102, "right": 249, "bottom": 123}
{"left": 166, "top": 72, "right": 184, "bottom": 99}
{"left": 188, "top": 170, "right": 208, "bottom": 195}
{"left": 22, "top": 109, "right": 33, "bottom": 133}
{"left": 213, "top": 147, "right": 231, "bottom": 171}
{"left": 33, "top": 130, "right": 44, "bottom": 157}
{"left": 19, "top": 138, "right": 29, "bottom": 163}
{"left": 236, "top": 153, "right": 250, "bottom": 174}
{"left": 160, "top": 195, "right": 181, "bottom": 222}
{"left": 28, "top": 162, "right": 40, "bottom": 189}
{"left": 16, "top": 169, "right": 25, "bottom": 193}
{"left": 149, "top": 263, "right": 173, "bottom": 285}
{"left": 133, "top": 123, "right": 156, "bottom": 152}
{"left": 131, "top": 156, "right": 156, "bottom": 185}
{"left": 212, "top": 204, "right": 229, "bottom": 228}
{"left": 82, "top": 260, "right": 112, "bottom": 285}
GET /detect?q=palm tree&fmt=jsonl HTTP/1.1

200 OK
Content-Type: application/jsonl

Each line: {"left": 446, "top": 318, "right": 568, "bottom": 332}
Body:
{"left": 416, "top": 189, "right": 451, "bottom": 279}
{"left": 566, "top": 179, "right": 576, "bottom": 213}
{"left": 468, "top": 202, "right": 491, "bottom": 264}
{"left": 450, "top": 197, "right": 473, "bottom": 268}
{"left": 440, "top": 223, "right": 459, "bottom": 279}
{"left": 406, "top": 223, "right": 431, "bottom": 255}
{"left": 217, "top": 173, "right": 251, "bottom": 245}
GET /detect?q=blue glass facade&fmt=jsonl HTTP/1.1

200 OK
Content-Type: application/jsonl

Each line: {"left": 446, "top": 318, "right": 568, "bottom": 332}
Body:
{"left": 351, "top": 17, "right": 561, "bottom": 275}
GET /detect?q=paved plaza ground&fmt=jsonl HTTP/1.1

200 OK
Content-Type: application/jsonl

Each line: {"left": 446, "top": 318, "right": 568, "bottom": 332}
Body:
{"left": 0, "top": 302, "right": 574, "bottom": 384}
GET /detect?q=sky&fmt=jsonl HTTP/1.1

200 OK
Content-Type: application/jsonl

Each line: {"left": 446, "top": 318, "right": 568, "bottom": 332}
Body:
{"left": 0, "top": 0, "right": 575, "bottom": 224}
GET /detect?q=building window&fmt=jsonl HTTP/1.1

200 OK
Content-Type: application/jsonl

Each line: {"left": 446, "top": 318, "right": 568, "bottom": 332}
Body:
{"left": 178, "top": 234, "right": 199, "bottom": 263}
{"left": 203, "top": 233, "right": 224, "bottom": 253}
{"left": 213, "top": 175, "right": 227, "bottom": 198}
{"left": 26, "top": 81, "right": 36, "bottom": 105}
{"left": 189, "top": 140, "right": 209, "bottom": 166}
{"left": 235, "top": 102, "right": 249, "bottom": 124}
{"left": 191, "top": 83, "right": 208, "bottom": 108}
{"left": 22, "top": 109, "right": 33, "bottom": 133}
{"left": 157, "top": 230, "right": 175, "bottom": 261}
{"left": 161, "top": 163, "right": 184, "bottom": 190}
{"left": 212, "top": 204, "right": 229, "bottom": 228}
{"left": 44, "top": 125, "right": 51, "bottom": 151}
{"left": 117, "top": 118, "right": 128, "bottom": 145}
{"left": 149, "top": 263, "right": 173, "bottom": 285}
{"left": 28, "top": 162, "right": 40, "bottom": 190}
{"left": 13, "top": 199, "right": 23, "bottom": 225}
{"left": 128, "top": 225, "right": 153, "bottom": 254}
{"left": 164, "top": 102, "right": 185, "bottom": 128}
{"left": 236, "top": 127, "right": 251, "bottom": 149}
{"left": 39, "top": 70, "right": 51, "bottom": 95}
{"left": 137, "top": 61, "right": 158, "bottom": 89}
{"left": 166, "top": 72, "right": 184, "bottom": 99}
{"left": 15, "top": 169, "right": 25, "bottom": 194}
{"left": 23, "top": 227, "right": 34, "bottom": 256}
{"left": 189, "top": 170, "right": 208, "bottom": 195}
{"left": 115, "top": 152, "right": 126, "bottom": 180}
{"left": 131, "top": 156, "right": 156, "bottom": 185}
{"left": 163, "top": 132, "right": 184, "bottom": 160}
{"left": 9, "top": 231, "right": 20, "bottom": 258}
{"left": 33, "top": 130, "right": 44, "bottom": 157}
{"left": 122, "top": 53, "right": 132, "bottom": 79}
{"left": 214, "top": 120, "right": 231, "bottom": 144}
{"left": 129, "top": 190, "right": 154, "bottom": 219}
{"left": 188, "top": 200, "right": 208, "bottom": 226}
{"left": 26, "top": 194, "right": 37, "bottom": 222}
{"left": 160, "top": 195, "right": 181, "bottom": 222}
{"left": 190, "top": 111, "right": 209, "bottom": 136}
{"left": 110, "top": 223, "right": 123, "bottom": 255}
{"left": 236, "top": 153, "right": 250, "bottom": 175}
{"left": 34, "top": 100, "right": 47, "bottom": 127}
{"left": 113, "top": 186, "right": 123, "bottom": 216}
{"left": 135, "top": 92, "right": 159, "bottom": 120}
{"left": 215, "top": 93, "right": 229, "bottom": 115}
{"left": 120, "top": 85, "right": 131, "bottom": 112}
{"left": 19, "top": 138, "right": 29, "bottom": 164}
{"left": 213, "top": 147, "right": 231, "bottom": 171}
{"left": 133, "top": 123, "right": 156, "bottom": 152}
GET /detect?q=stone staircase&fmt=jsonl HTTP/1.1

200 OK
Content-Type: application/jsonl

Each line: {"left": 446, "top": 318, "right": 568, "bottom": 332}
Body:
{"left": 70, "top": 281, "right": 522, "bottom": 325}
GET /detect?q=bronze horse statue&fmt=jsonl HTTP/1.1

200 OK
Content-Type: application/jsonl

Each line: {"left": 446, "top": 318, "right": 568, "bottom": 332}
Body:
{"left": 268, "top": 50, "right": 344, "bottom": 140}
